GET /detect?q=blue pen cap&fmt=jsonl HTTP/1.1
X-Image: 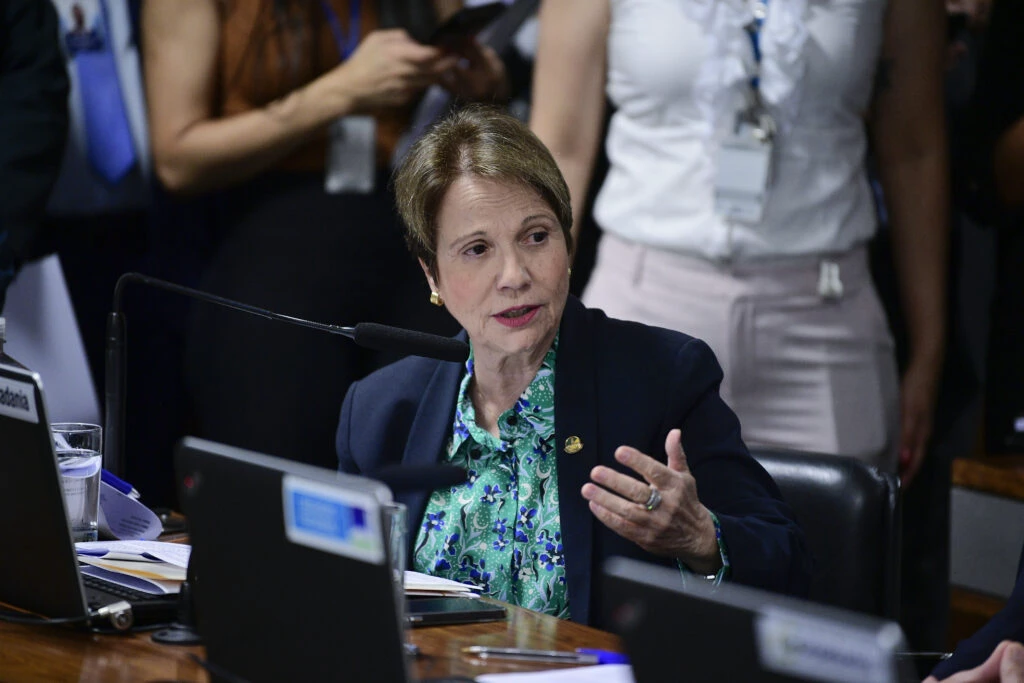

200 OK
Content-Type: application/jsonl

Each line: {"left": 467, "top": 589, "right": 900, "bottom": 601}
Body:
{"left": 576, "top": 648, "right": 630, "bottom": 665}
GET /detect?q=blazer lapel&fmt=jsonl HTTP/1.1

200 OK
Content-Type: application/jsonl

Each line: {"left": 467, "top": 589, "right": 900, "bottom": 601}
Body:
{"left": 554, "top": 297, "right": 599, "bottom": 624}
{"left": 397, "top": 341, "right": 465, "bottom": 561}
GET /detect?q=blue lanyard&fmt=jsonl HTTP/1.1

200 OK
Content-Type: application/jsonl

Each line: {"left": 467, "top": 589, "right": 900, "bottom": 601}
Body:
{"left": 745, "top": 0, "right": 768, "bottom": 94}
{"left": 319, "top": 0, "right": 361, "bottom": 61}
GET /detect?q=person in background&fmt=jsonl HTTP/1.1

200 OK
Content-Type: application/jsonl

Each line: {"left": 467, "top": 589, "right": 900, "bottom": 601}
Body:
{"left": 32, "top": 0, "right": 191, "bottom": 506}
{"left": 143, "top": 0, "right": 508, "bottom": 474}
{"left": 529, "top": 0, "right": 948, "bottom": 481}
{"left": 0, "top": 0, "right": 69, "bottom": 312}
{"left": 337, "top": 106, "right": 811, "bottom": 625}
{"left": 41, "top": 0, "right": 151, "bottom": 391}
{"left": 888, "top": 0, "right": 995, "bottom": 656}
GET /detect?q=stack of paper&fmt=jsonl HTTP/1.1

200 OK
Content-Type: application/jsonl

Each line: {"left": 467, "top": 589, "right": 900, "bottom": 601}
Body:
{"left": 75, "top": 540, "right": 191, "bottom": 595}
{"left": 404, "top": 570, "right": 483, "bottom": 598}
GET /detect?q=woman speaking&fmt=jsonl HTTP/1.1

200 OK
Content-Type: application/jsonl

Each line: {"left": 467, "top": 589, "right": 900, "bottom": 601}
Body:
{"left": 336, "top": 106, "right": 811, "bottom": 625}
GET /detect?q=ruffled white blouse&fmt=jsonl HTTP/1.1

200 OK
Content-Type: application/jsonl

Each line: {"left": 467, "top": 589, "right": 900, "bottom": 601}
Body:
{"left": 595, "top": 0, "right": 889, "bottom": 262}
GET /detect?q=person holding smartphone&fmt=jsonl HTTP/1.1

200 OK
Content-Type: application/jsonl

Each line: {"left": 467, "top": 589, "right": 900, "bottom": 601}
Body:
{"left": 143, "top": 0, "right": 508, "bottom": 474}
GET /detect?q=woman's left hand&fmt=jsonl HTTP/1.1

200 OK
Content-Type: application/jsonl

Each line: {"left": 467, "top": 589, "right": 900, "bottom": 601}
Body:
{"left": 437, "top": 39, "right": 509, "bottom": 102}
{"left": 582, "top": 429, "right": 721, "bottom": 574}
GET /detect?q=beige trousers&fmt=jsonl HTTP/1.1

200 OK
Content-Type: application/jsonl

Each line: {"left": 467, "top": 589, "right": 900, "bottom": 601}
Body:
{"left": 583, "top": 233, "right": 899, "bottom": 473}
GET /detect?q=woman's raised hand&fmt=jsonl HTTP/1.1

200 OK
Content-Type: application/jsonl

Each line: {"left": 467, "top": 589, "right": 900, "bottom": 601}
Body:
{"left": 581, "top": 429, "right": 721, "bottom": 574}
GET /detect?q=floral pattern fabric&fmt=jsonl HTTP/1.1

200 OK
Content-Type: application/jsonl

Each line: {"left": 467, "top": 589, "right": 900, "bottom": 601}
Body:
{"left": 413, "top": 338, "right": 569, "bottom": 618}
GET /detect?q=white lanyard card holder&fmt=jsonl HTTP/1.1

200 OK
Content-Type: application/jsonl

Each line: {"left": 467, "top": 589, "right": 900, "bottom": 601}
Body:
{"left": 325, "top": 115, "right": 376, "bottom": 195}
{"left": 714, "top": 112, "right": 775, "bottom": 225}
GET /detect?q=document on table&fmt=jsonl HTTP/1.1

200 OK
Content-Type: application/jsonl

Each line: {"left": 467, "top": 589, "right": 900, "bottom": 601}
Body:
{"left": 75, "top": 540, "right": 191, "bottom": 594}
{"left": 404, "top": 570, "right": 482, "bottom": 597}
{"left": 475, "top": 664, "right": 636, "bottom": 683}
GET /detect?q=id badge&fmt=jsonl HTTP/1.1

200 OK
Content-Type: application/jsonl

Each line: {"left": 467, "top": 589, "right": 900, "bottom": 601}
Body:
{"left": 714, "top": 121, "right": 774, "bottom": 224}
{"left": 325, "top": 116, "right": 376, "bottom": 194}
{"left": 54, "top": 0, "right": 105, "bottom": 54}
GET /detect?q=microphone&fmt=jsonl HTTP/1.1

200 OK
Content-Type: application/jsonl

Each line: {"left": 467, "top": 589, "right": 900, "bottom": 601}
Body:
{"left": 104, "top": 272, "right": 469, "bottom": 478}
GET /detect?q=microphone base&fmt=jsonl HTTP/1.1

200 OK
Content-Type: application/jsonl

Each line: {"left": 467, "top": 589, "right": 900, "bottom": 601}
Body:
{"left": 151, "top": 624, "right": 203, "bottom": 646}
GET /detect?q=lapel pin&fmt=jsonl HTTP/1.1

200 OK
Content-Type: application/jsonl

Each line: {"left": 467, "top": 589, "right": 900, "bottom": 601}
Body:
{"left": 564, "top": 436, "right": 583, "bottom": 454}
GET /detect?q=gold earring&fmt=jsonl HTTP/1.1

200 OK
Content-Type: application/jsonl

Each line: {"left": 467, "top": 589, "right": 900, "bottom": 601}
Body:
{"left": 568, "top": 267, "right": 573, "bottom": 277}
{"left": 429, "top": 291, "right": 444, "bottom": 307}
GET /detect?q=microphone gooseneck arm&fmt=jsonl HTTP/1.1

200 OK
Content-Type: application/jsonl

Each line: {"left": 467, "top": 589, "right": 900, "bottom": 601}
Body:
{"left": 104, "top": 272, "right": 469, "bottom": 477}
{"left": 112, "top": 273, "right": 355, "bottom": 339}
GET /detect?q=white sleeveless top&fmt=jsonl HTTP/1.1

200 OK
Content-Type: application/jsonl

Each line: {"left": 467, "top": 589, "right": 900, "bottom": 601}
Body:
{"left": 595, "top": 0, "right": 888, "bottom": 262}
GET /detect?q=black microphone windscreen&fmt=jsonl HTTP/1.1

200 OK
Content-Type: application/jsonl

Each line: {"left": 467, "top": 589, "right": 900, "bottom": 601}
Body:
{"left": 368, "top": 464, "right": 467, "bottom": 494}
{"left": 353, "top": 323, "right": 468, "bottom": 363}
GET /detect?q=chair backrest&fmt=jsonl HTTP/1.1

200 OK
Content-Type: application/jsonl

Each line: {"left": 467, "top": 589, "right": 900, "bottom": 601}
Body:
{"left": 751, "top": 449, "right": 902, "bottom": 620}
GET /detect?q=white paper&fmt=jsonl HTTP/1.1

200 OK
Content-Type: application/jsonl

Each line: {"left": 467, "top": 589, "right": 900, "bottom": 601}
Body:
{"left": 97, "top": 482, "right": 163, "bottom": 540}
{"left": 75, "top": 539, "right": 191, "bottom": 568}
{"left": 476, "top": 664, "right": 635, "bottom": 683}
{"left": 80, "top": 564, "right": 179, "bottom": 595}
{"left": 404, "top": 570, "right": 481, "bottom": 594}
{"left": 78, "top": 556, "right": 186, "bottom": 581}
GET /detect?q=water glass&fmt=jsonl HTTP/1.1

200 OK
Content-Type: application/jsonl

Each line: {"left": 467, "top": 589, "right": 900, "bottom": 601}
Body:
{"left": 382, "top": 502, "right": 408, "bottom": 628}
{"left": 52, "top": 423, "right": 102, "bottom": 542}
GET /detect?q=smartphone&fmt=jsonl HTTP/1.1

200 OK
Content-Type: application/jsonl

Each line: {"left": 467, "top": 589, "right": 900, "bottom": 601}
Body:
{"left": 428, "top": 2, "right": 504, "bottom": 47}
{"left": 405, "top": 596, "right": 507, "bottom": 627}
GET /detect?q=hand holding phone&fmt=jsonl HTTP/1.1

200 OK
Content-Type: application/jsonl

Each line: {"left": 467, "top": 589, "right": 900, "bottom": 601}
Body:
{"left": 428, "top": 2, "right": 504, "bottom": 48}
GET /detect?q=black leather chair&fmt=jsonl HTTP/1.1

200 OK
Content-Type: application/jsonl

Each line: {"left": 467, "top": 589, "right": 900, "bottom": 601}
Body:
{"left": 751, "top": 449, "right": 902, "bottom": 620}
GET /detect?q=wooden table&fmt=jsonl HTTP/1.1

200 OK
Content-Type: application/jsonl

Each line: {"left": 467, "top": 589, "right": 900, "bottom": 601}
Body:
{"left": 952, "top": 455, "right": 1024, "bottom": 500}
{"left": 0, "top": 600, "right": 623, "bottom": 682}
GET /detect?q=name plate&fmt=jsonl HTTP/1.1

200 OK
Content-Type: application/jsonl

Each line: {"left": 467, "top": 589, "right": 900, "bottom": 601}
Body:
{"left": 0, "top": 375, "right": 38, "bottom": 424}
{"left": 755, "top": 607, "right": 901, "bottom": 683}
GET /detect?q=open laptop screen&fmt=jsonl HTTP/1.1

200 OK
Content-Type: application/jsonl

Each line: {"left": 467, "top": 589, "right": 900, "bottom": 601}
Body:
{"left": 0, "top": 365, "right": 91, "bottom": 619}
{"left": 603, "top": 557, "right": 913, "bottom": 683}
{"left": 175, "top": 437, "right": 408, "bottom": 683}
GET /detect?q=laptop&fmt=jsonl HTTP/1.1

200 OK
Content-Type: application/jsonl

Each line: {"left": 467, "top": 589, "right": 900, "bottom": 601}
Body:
{"left": 0, "top": 364, "right": 177, "bottom": 628}
{"left": 175, "top": 437, "right": 412, "bottom": 683}
{"left": 603, "top": 557, "right": 917, "bottom": 683}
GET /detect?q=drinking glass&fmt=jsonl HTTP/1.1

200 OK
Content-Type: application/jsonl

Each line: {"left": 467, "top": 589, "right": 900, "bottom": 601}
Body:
{"left": 51, "top": 423, "right": 102, "bottom": 542}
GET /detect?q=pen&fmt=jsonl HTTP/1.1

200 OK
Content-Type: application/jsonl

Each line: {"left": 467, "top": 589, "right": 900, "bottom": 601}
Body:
{"left": 462, "top": 646, "right": 629, "bottom": 665}
{"left": 101, "top": 469, "right": 141, "bottom": 500}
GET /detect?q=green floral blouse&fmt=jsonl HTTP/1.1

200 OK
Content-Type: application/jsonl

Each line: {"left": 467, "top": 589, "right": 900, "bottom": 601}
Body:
{"left": 412, "top": 337, "right": 569, "bottom": 618}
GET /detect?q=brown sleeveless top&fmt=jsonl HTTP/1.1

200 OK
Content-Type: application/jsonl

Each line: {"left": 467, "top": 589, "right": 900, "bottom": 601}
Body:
{"left": 215, "top": 0, "right": 412, "bottom": 172}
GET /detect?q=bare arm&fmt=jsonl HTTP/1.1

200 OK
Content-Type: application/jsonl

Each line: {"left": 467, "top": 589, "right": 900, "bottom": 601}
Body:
{"left": 144, "top": 0, "right": 451, "bottom": 195}
{"left": 869, "top": 0, "right": 948, "bottom": 486}
{"left": 529, "top": 0, "right": 609, "bottom": 247}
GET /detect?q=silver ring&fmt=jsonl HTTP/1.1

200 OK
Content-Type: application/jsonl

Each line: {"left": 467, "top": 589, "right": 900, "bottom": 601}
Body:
{"left": 644, "top": 486, "right": 662, "bottom": 512}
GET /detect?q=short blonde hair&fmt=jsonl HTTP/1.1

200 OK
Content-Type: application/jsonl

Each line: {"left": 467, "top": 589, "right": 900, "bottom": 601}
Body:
{"left": 393, "top": 105, "right": 574, "bottom": 278}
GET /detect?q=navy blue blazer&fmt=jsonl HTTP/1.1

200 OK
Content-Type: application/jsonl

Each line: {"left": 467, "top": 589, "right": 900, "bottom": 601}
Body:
{"left": 337, "top": 296, "right": 812, "bottom": 625}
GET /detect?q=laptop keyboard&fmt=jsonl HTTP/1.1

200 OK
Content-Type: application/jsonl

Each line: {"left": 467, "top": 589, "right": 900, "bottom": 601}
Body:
{"left": 83, "top": 573, "right": 167, "bottom": 606}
